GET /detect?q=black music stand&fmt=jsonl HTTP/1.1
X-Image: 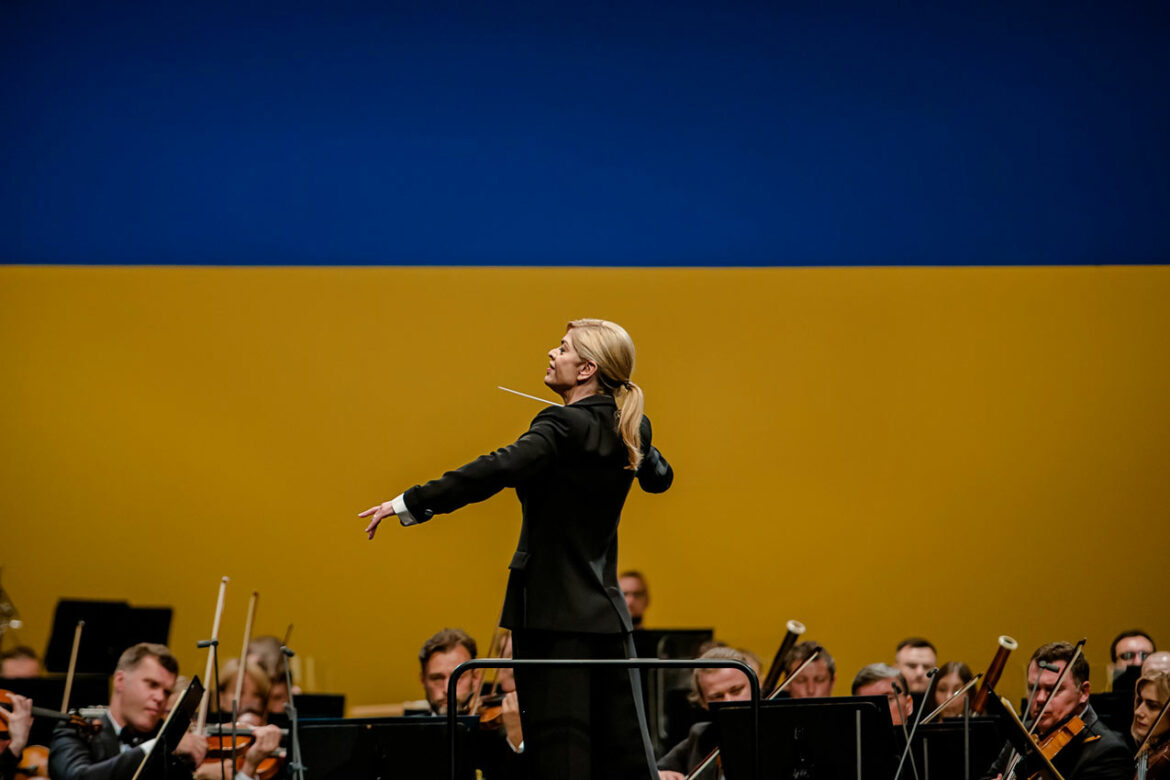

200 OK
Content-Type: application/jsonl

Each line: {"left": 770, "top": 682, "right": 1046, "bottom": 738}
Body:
{"left": 714, "top": 696, "right": 896, "bottom": 779}
{"left": 44, "top": 599, "right": 172, "bottom": 673}
{"left": 911, "top": 719, "right": 1005, "bottom": 780}
{"left": 298, "top": 716, "right": 478, "bottom": 780}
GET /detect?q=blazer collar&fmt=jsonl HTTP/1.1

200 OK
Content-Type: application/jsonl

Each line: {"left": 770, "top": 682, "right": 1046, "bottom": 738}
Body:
{"left": 567, "top": 394, "right": 615, "bottom": 409}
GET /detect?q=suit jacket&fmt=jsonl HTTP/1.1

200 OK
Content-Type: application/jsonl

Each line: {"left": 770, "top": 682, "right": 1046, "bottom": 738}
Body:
{"left": 404, "top": 394, "right": 672, "bottom": 633}
{"left": 48, "top": 714, "right": 148, "bottom": 780}
{"left": 656, "top": 721, "right": 719, "bottom": 778}
{"left": 979, "top": 704, "right": 1131, "bottom": 780}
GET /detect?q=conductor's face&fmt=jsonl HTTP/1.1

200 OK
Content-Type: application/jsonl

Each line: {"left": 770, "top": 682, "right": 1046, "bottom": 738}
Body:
{"left": 545, "top": 333, "right": 592, "bottom": 393}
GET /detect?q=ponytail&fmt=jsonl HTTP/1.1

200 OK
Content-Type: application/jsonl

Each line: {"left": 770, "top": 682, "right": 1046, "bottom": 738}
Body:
{"left": 616, "top": 381, "right": 644, "bottom": 471}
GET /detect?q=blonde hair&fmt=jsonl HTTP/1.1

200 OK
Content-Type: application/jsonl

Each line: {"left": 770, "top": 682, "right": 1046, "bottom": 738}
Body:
{"left": 566, "top": 318, "right": 643, "bottom": 470}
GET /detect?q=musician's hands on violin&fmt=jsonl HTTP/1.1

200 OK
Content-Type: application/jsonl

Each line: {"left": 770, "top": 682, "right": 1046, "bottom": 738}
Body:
{"left": 1, "top": 693, "right": 33, "bottom": 755}
{"left": 175, "top": 730, "right": 208, "bottom": 765}
{"left": 358, "top": 501, "right": 397, "bottom": 539}
{"left": 239, "top": 724, "right": 281, "bottom": 778}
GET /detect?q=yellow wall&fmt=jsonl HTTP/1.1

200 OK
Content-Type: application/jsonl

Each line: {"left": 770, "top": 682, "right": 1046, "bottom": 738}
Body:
{"left": 2, "top": 265, "right": 1167, "bottom": 708}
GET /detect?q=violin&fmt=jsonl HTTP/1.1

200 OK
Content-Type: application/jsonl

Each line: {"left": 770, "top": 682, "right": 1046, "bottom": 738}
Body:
{"left": 1137, "top": 736, "right": 1170, "bottom": 780}
{"left": 1, "top": 689, "right": 104, "bottom": 780}
{"left": 201, "top": 722, "right": 286, "bottom": 780}
{"left": 1023, "top": 715, "right": 1086, "bottom": 780}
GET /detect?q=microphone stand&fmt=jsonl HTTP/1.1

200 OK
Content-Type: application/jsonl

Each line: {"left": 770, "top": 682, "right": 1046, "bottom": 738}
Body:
{"left": 894, "top": 670, "right": 937, "bottom": 780}
{"left": 281, "top": 645, "right": 306, "bottom": 780}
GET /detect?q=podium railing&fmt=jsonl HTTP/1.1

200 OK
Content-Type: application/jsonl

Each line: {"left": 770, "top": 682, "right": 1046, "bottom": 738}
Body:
{"left": 447, "top": 657, "right": 760, "bottom": 780}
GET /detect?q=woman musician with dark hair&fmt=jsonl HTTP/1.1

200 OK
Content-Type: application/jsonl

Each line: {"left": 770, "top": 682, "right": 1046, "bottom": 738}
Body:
{"left": 360, "top": 318, "right": 674, "bottom": 780}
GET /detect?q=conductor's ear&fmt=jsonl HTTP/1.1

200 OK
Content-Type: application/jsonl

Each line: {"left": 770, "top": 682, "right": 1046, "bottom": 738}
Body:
{"left": 578, "top": 360, "right": 598, "bottom": 381}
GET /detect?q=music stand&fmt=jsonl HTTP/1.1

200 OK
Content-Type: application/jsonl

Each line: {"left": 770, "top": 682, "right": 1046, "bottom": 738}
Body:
{"left": 912, "top": 719, "right": 1005, "bottom": 780}
{"left": 130, "top": 676, "right": 204, "bottom": 780}
{"left": 44, "top": 600, "right": 172, "bottom": 673}
{"left": 298, "top": 716, "right": 478, "bottom": 780}
{"left": 714, "top": 696, "right": 896, "bottom": 779}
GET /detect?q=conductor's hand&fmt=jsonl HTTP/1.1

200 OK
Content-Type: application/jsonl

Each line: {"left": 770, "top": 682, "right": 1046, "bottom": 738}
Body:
{"left": 358, "top": 501, "right": 397, "bottom": 539}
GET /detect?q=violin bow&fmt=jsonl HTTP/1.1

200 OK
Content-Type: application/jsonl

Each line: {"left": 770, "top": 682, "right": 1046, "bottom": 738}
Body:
{"left": 996, "top": 693, "right": 1067, "bottom": 780}
{"left": 920, "top": 673, "right": 983, "bottom": 725}
{"left": 233, "top": 591, "right": 259, "bottom": 717}
{"left": 195, "top": 577, "right": 230, "bottom": 736}
{"left": 61, "top": 620, "right": 85, "bottom": 711}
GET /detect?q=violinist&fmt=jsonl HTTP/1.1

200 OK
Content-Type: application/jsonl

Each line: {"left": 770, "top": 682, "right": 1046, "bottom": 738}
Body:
{"left": 1132, "top": 670, "right": 1170, "bottom": 779}
{"left": 656, "top": 646, "right": 761, "bottom": 780}
{"left": 245, "top": 638, "right": 298, "bottom": 716}
{"left": 417, "top": 629, "right": 480, "bottom": 716}
{"left": 784, "top": 641, "right": 835, "bottom": 699}
{"left": 979, "top": 641, "right": 1130, "bottom": 780}
{"left": 211, "top": 661, "right": 270, "bottom": 724}
{"left": 49, "top": 643, "right": 207, "bottom": 780}
{"left": 1, "top": 692, "right": 33, "bottom": 780}
{"left": 932, "top": 661, "right": 975, "bottom": 720}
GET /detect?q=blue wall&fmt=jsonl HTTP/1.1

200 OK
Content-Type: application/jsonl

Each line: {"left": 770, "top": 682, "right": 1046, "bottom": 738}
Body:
{"left": 3, "top": 1, "right": 1167, "bottom": 266}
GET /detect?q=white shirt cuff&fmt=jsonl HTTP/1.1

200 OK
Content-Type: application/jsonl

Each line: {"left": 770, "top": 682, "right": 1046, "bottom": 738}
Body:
{"left": 391, "top": 494, "right": 419, "bottom": 526}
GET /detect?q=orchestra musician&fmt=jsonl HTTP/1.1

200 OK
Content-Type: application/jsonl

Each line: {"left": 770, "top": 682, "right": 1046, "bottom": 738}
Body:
{"left": 895, "top": 637, "right": 937, "bottom": 714}
{"left": 360, "top": 318, "right": 673, "bottom": 780}
{"left": 48, "top": 643, "right": 208, "bottom": 780}
{"left": 193, "top": 658, "right": 283, "bottom": 780}
{"left": 932, "top": 661, "right": 975, "bottom": 719}
{"left": 1132, "top": 669, "right": 1170, "bottom": 779}
{"left": 245, "top": 637, "right": 297, "bottom": 716}
{"left": 656, "top": 646, "right": 760, "bottom": 780}
{"left": 1, "top": 692, "right": 33, "bottom": 780}
{"left": 978, "top": 641, "right": 1131, "bottom": 780}
{"left": 417, "top": 629, "right": 480, "bottom": 716}
{"left": 618, "top": 571, "right": 650, "bottom": 630}
{"left": 1146, "top": 655, "right": 1170, "bottom": 677}
{"left": 852, "top": 664, "right": 913, "bottom": 727}
{"left": 1112, "top": 632, "right": 1156, "bottom": 682}
{"left": 783, "top": 641, "right": 835, "bottom": 699}
{"left": 0, "top": 648, "right": 41, "bottom": 679}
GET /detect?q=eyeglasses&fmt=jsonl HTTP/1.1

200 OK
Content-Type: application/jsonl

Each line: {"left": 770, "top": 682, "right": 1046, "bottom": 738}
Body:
{"left": 1120, "top": 651, "right": 1152, "bottom": 662}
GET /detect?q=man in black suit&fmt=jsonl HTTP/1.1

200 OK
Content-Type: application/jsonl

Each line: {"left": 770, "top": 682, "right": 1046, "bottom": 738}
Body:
{"left": 979, "top": 641, "right": 1131, "bottom": 780}
{"left": 657, "top": 646, "right": 760, "bottom": 780}
{"left": 49, "top": 643, "right": 207, "bottom": 780}
{"left": 362, "top": 318, "right": 673, "bottom": 780}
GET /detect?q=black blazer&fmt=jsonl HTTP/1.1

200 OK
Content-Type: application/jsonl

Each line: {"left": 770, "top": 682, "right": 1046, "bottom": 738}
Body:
{"left": 48, "top": 714, "right": 146, "bottom": 780}
{"left": 403, "top": 394, "right": 672, "bottom": 633}
{"left": 979, "top": 705, "right": 1132, "bottom": 780}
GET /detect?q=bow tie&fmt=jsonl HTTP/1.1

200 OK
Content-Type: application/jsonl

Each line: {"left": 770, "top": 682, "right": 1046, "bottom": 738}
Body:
{"left": 119, "top": 727, "right": 147, "bottom": 747}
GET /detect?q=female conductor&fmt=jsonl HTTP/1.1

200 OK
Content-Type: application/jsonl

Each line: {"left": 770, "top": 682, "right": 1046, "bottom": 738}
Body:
{"left": 360, "top": 318, "right": 673, "bottom": 780}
